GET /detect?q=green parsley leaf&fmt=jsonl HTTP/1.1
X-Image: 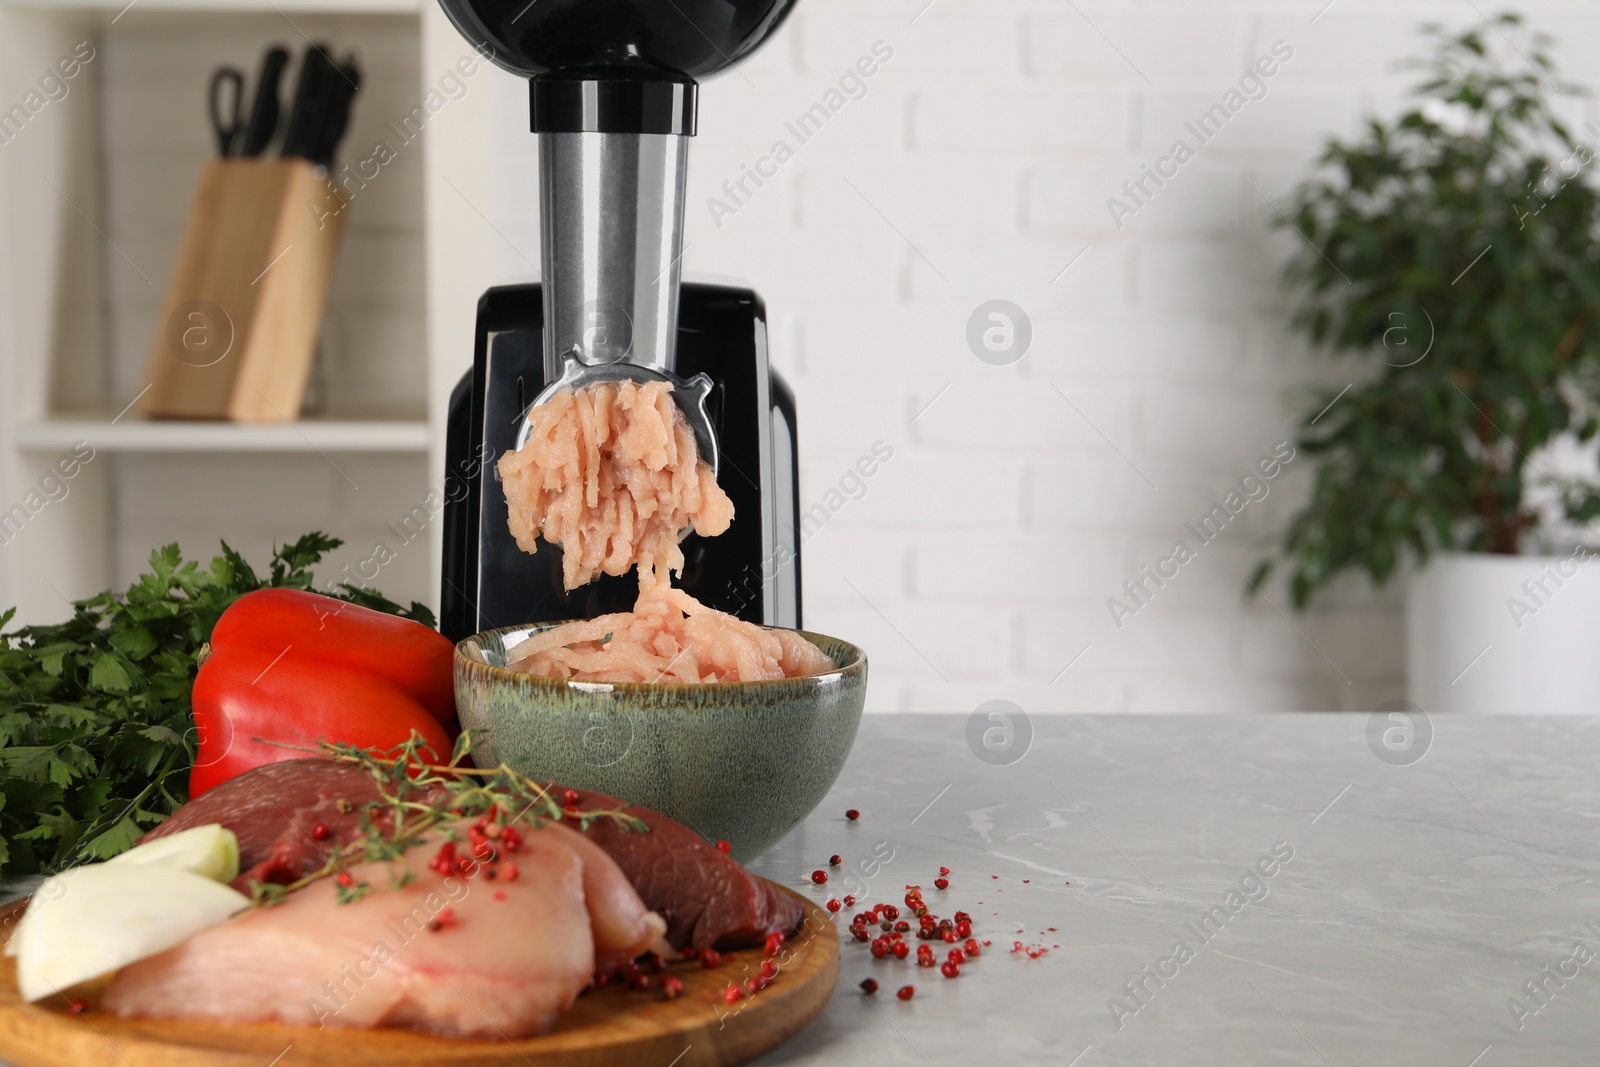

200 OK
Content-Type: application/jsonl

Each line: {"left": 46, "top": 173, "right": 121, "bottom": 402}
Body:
{"left": 0, "top": 533, "right": 437, "bottom": 877}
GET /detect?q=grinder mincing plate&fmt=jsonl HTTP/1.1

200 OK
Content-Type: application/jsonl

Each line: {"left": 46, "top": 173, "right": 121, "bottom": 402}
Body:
{"left": 437, "top": 0, "right": 803, "bottom": 642}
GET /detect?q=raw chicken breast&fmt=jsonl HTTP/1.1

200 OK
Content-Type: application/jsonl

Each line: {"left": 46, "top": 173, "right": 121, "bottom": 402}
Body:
{"left": 141, "top": 759, "right": 803, "bottom": 953}
{"left": 103, "top": 820, "right": 666, "bottom": 1038}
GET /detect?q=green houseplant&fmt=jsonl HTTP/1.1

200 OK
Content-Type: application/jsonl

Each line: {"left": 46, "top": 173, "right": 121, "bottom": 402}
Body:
{"left": 1255, "top": 15, "right": 1600, "bottom": 606}
{"left": 1254, "top": 16, "right": 1600, "bottom": 712}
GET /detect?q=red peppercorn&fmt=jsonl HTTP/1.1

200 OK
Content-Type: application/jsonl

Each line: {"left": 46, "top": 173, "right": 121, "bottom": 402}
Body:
{"left": 844, "top": 894, "right": 856, "bottom": 906}
{"left": 760, "top": 959, "right": 779, "bottom": 979}
{"left": 660, "top": 975, "right": 684, "bottom": 1000}
{"left": 956, "top": 920, "right": 973, "bottom": 938}
{"left": 563, "top": 789, "right": 581, "bottom": 805}
{"left": 764, "top": 931, "right": 786, "bottom": 956}
{"left": 68, "top": 999, "right": 87, "bottom": 1015}
{"left": 716, "top": 840, "right": 732, "bottom": 854}
{"left": 846, "top": 809, "right": 860, "bottom": 821}
{"left": 851, "top": 925, "right": 870, "bottom": 942}
{"left": 939, "top": 866, "right": 950, "bottom": 876}
{"left": 745, "top": 976, "right": 766, "bottom": 995}
{"left": 336, "top": 872, "right": 354, "bottom": 887}
{"left": 501, "top": 862, "right": 520, "bottom": 882}
{"left": 934, "top": 878, "right": 949, "bottom": 890}
{"left": 826, "top": 898, "right": 842, "bottom": 913}
{"left": 965, "top": 938, "right": 981, "bottom": 956}
{"left": 894, "top": 920, "right": 910, "bottom": 933}
{"left": 810, "top": 870, "right": 828, "bottom": 884}
{"left": 629, "top": 972, "right": 652, "bottom": 992}
{"left": 829, "top": 854, "right": 842, "bottom": 866}
{"left": 941, "top": 930, "right": 958, "bottom": 944}
{"left": 311, "top": 823, "right": 331, "bottom": 842}
{"left": 891, "top": 941, "right": 910, "bottom": 959}
{"left": 917, "top": 945, "right": 935, "bottom": 967}
{"left": 723, "top": 984, "right": 743, "bottom": 1004}
{"left": 871, "top": 939, "right": 890, "bottom": 959}
{"left": 948, "top": 948, "right": 967, "bottom": 965}
{"left": 859, "top": 978, "right": 879, "bottom": 995}
{"left": 701, "top": 949, "right": 723, "bottom": 969}
{"left": 896, "top": 984, "right": 915, "bottom": 1001}
{"left": 941, "top": 960, "right": 960, "bottom": 978}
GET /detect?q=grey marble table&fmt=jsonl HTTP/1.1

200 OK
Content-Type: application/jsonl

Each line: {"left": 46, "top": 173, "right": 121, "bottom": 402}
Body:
{"left": 737, "top": 713, "right": 1600, "bottom": 1067}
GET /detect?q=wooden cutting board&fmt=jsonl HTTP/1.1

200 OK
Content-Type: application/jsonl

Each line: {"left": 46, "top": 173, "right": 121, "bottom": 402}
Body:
{"left": 0, "top": 883, "right": 836, "bottom": 1067}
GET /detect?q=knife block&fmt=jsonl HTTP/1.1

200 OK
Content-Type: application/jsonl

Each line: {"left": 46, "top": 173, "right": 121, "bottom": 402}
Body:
{"left": 138, "top": 158, "right": 347, "bottom": 422}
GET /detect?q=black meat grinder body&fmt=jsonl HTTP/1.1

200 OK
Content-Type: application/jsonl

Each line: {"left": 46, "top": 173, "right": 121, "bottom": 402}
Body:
{"left": 436, "top": 0, "right": 804, "bottom": 643}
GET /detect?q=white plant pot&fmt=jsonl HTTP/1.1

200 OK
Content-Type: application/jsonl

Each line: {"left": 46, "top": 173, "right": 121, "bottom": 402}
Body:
{"left": 1406, "top": 551, "right": 1600, "bottom": 714}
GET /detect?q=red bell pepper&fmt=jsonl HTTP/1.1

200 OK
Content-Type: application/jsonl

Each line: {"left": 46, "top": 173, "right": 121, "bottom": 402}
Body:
{"left": 189, "top": 588, "right": 457, "bottom": 796}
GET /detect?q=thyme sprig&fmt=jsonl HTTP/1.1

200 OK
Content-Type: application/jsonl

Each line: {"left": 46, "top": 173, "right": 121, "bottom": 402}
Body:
{"left": 248, "top": 730, "right": 646, "bottom": 906}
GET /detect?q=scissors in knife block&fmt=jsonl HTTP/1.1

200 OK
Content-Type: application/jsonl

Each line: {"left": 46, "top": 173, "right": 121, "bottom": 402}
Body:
{"left": 207, "top": 65, "right": 247, "bottom": 157}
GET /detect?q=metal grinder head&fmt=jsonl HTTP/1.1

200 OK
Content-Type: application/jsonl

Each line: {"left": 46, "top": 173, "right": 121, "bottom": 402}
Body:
{"left": 435, "top": 0, "right": 800, "bottom": 469}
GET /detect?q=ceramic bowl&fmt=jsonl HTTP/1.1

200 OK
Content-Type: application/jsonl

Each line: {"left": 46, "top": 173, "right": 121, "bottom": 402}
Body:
{"left": 454, "top": 625, "right": 867, "bottom": 861}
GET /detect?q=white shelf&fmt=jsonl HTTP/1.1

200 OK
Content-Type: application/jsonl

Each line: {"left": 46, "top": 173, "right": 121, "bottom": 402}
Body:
{"left": 15, "top": 415, "right": 430, "bottom": 453}
{"left": 0, "top": 0, "right": 419, "bottom": 12}
{"left": 0, "top": 2, "right": 487, "bottom": 620}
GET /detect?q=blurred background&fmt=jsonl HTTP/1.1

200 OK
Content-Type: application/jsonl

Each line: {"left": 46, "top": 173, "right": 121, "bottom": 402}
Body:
{"left": 4, "top": 0, "right": 1600, "bottom": 714}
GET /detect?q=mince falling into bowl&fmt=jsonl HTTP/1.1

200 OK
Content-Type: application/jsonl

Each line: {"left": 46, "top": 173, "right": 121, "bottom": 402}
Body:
{"left": 497, "top": 378, "right": 836, "bottom": 683}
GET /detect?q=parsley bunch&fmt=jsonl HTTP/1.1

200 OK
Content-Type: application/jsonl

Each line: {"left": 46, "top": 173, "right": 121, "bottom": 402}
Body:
{"left": 0, "top": 533, "right": 434, "bottom": 877}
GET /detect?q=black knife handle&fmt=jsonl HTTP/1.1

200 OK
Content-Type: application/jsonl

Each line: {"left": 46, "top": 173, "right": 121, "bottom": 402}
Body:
{"left": 241, "top": 46, "right": 290, "bottom": 157}
{"left": 281, "top": 42, "right": 334, "bottom": 159}
{"left": 312, "top": 61, "right": 361, "bottom": 169}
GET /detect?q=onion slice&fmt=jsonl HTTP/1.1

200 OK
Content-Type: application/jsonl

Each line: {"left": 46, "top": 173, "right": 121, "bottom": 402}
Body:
{"left": 13, "top": 864, "right": 249, "bottom": 1002}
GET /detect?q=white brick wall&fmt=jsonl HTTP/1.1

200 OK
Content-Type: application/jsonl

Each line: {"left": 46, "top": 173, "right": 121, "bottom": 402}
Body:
{"left": 467, "top": 0, "right": 1600, "bottom": 713}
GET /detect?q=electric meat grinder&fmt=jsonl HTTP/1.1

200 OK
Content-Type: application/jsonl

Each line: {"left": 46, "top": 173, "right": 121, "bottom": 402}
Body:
{"left": 436, "top": 0, "right": 803, "bottom": 643}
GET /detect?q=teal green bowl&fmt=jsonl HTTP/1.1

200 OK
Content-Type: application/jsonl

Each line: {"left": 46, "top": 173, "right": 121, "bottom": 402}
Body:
{"left": 454, "top": 625, "right": 867, "bottom": 861}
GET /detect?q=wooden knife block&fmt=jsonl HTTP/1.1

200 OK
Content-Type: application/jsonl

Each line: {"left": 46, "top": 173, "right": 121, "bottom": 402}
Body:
{"left": 139, "top": 159, "right": 346, "bottom": 422}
